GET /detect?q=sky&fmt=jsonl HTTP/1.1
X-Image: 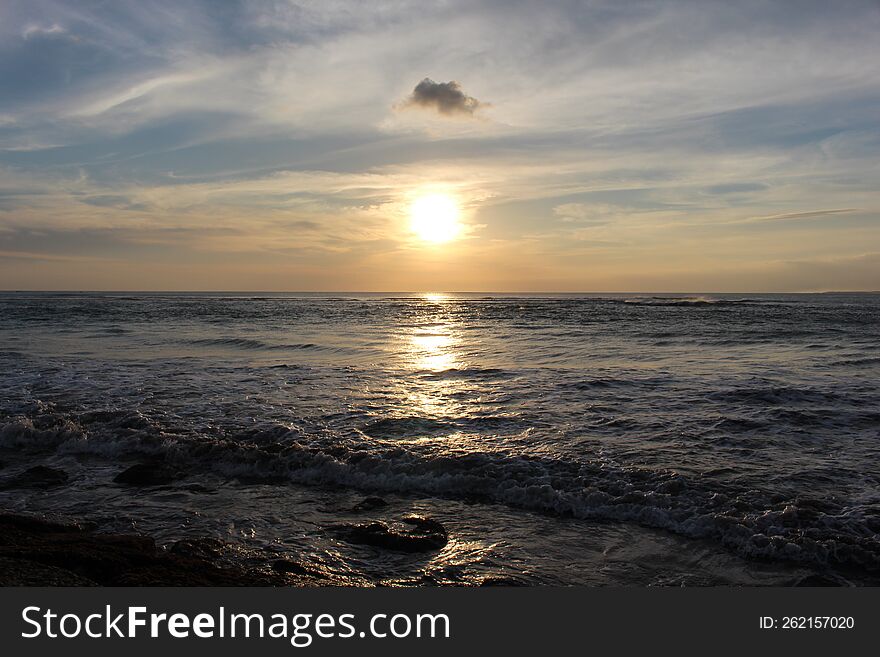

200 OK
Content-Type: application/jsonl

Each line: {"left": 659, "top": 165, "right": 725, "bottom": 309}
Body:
{"left": 1, "top": 0, "right": 879, "bottom": 292}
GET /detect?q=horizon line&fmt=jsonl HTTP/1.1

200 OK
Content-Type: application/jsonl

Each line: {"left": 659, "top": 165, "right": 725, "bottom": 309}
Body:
{"left": 1, "top": 289, "right": 878, "bottom": 295}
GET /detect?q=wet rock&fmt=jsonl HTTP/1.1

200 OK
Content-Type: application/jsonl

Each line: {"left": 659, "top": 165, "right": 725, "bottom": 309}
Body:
{"left": 340, "top": 515, "right": 448, "bottom": 553}
{"left": 0, "top": 513, "right": 288, "bottom": 586}
{"left": 352, "top": 497, "right": 388, "bottom": 513}
{"left": 0, "top": 556, "right": 98, "bottom": 586}
{"left": 113, "top": 463, "right": 178, "bottom": 486}
{"left": 0, "top": 465, "right": 69, "bottom": 490}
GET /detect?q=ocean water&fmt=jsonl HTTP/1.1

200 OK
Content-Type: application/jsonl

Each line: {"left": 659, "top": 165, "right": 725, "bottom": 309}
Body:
{"left": 1, "top": 292, "right": 878, "bottom": 585}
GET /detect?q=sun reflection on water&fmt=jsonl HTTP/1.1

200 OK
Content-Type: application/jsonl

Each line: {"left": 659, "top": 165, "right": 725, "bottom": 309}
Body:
{"left": 410, "top": 331, "right": 458, "bottom": 372}
{"left": 402, "top": 296, "right": 464, "bottom": 416}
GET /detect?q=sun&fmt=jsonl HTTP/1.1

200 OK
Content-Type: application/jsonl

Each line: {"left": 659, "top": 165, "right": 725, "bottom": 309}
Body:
{"left": 409, "top": 193, "right": 461, "bottom": 243}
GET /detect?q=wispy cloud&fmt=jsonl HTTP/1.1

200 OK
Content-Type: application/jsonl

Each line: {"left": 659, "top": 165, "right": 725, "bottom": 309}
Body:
{"left": 21, "top": 22, "right": 66, "bottom": 39}
{"left": 744, "top": 208, "right": 860, "bottom": 224}
{"left": 0, "top": 1, "right": 879, "bottom": 290}
{"left": 553, "top": 203, "right": 618, "bottom": 225}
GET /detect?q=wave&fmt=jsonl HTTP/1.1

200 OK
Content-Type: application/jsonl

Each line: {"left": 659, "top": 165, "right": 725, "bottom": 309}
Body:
{"left": 361, "top": 417, "right": 454, "bottom": 439}
{"left": 0, "top": 417, "right": 89, "bottom": 452}
{"left": 416, "top": 367, "right": 512, "bottom": 381}
{"left": 832, "top": 357, "right": 880, "bottom": 367}
{"left": 707, "top": 385, "right": 841, "bottom": 405}
{"left": 3, "top": 410, "right": 879, "bottom": 574}
{"left": 361, "top": 413, "right": 526, "bottom": 439}
{"left": 622, "top": 296, "right": 760, "bottom": 307}
{"left": 188, "top": 337, "right": 324, "bottom": 351}
{"left": 559, "top": 376, "right": 666, "bottom": 391}
{"left": 709, "top": 416, "right": 768, "bottom": 432}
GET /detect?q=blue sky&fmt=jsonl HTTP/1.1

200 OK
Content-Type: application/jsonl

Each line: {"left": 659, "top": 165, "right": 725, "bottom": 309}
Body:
{"left": 1, "top": 0, "right": 879, "bottom": 291}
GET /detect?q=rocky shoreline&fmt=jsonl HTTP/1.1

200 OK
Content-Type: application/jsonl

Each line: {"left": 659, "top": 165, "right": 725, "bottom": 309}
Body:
{"left": 0, "top": 459, "right": 473, "bottom": 587}
{"left": 0, "top": 512, "right": 340, "bottom": 586}
{"left": 0, "top": 460, "right": 325, "bottom": 586}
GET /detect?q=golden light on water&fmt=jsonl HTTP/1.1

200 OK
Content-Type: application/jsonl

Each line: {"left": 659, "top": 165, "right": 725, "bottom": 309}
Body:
{"left": 409, "top": 193, "right": 461, "bottom": 243}
{"left": 401, "top": 297, "right": 464, "bottom": 415}
{"left": 410, "top": 330, "right": 458, "bottom": 372}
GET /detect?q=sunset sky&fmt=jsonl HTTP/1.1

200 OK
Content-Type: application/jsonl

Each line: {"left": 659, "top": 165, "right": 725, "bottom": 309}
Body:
{"left": 1, "top": 0, "right": 879, "bottom": 291}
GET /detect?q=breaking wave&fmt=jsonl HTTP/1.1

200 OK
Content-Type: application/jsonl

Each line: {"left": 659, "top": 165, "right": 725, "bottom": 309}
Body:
{"left": 3, "top": 410, "right": 879, "bottom": 574}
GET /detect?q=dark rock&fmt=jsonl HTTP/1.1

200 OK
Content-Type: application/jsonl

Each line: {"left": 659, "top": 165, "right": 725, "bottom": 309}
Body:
{"left": 340, "top": 515, "right": 448, "bottom": 553}
{"left": 0, "top": 465, "right": 69, "bottom": 490}
{"left": 352, "top": 497, "right": 388, "bottom": 513}
{"left": 0, "top": 556, "right": 97, "bottom": 586}
{"left": 114, "top": 463, "right": 178, "bottom": 486}
{"left": 0, "top": 513, "right": 290, "bottom": 586}
{"left": 0, "top": 513, "right": 80, "bottom": 534}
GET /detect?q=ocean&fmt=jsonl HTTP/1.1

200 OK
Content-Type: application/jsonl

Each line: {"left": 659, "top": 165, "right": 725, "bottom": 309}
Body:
{"left": 1, "top": 292, "right": 878, "bottom": 585}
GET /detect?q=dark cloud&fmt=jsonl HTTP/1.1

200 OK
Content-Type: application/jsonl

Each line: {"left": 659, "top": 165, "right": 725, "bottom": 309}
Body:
{"left": 400, "top": 78, "right": 487, "bottom": 117}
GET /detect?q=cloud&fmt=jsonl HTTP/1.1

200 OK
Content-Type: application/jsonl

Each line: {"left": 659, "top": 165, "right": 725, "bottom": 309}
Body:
{"left": 21, "top": 23, "right": 66, "bottom": 40}
{"left": 553, "top": 203, "right": 618, "bottom": 224}
{"left": 399, "top": 78, "right": 487, "bottom": 117}
{"left": 704, "top": 182, "right": 767, "bottom": 195}
{"left": 0, "top": 249, "right": 110, "bottom": 263}
{"left": 745, "top": 208, "right": 858, "bottom": 223}
{"left": 1, "top": 1, "right": 879, "bottom": 291}
{"left": 79, "top": 195, "right": 151, "bottom": 212}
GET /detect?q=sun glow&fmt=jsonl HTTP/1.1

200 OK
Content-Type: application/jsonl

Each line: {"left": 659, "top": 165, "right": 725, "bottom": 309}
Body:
{"left": 409, "top": 193, "right": 461, "bottom": 243}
